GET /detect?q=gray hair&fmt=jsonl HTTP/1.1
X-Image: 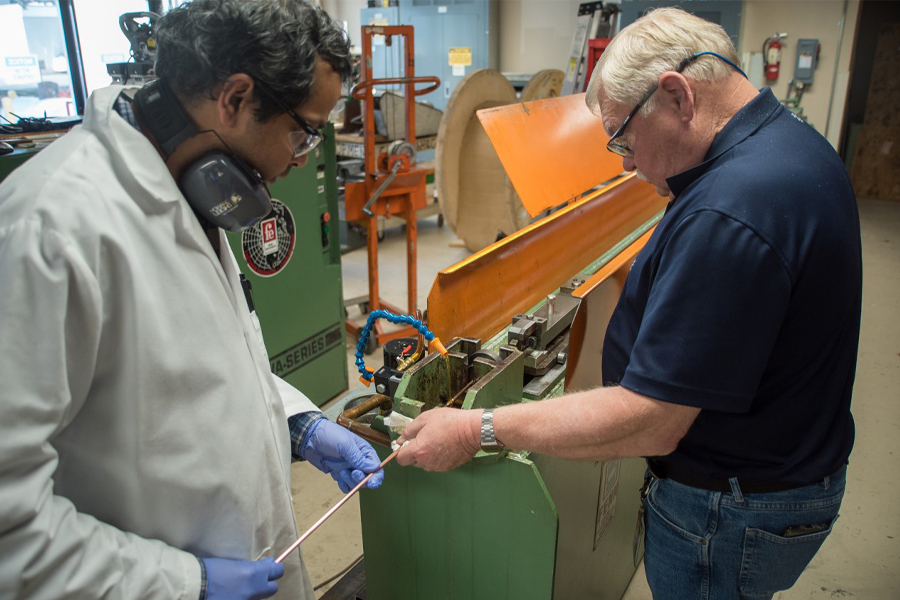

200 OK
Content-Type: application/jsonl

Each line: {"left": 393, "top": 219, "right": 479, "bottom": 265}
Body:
{"left": 155, "top": 0, "right": 352, "bottom": 121}
{"left": 586, "top": 7, "right": 739, "bottom": 116}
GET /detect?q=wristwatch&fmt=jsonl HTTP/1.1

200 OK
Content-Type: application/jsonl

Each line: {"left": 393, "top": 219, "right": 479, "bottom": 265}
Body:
{"left": 480, "top": 408, "right": 504, "bottom": 453}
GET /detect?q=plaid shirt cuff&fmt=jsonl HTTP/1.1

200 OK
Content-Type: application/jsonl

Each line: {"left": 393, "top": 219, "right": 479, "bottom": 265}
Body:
{"left": 288, "top": 411, "right": 325, "bottom": 462}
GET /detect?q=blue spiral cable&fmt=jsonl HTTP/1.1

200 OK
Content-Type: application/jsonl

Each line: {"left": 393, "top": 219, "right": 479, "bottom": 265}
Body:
{"left": 355, "top": 309, "right": 440, "bottom": 384}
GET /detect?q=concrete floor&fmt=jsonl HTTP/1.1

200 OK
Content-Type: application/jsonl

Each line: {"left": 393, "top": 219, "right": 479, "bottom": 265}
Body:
{"left": 291, "top": 198, "right": 900, "bottom": 599}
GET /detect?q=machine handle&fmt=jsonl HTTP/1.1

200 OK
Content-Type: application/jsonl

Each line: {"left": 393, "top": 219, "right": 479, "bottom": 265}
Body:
{"left": 350, "top": 76, "right": 441, "bottom": 101}
{"left": 362, "top": 160, "right": 403, "bottom": 217}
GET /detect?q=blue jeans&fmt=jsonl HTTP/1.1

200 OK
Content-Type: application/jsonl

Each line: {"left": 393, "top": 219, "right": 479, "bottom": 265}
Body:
{"left": 642, "top": 466, "right": 845, "bottom": 600}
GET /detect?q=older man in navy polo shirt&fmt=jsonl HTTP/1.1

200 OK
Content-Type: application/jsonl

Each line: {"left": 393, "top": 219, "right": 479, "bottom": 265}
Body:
{"left": 395, "top": 7, "right": 860, "bottom": 598}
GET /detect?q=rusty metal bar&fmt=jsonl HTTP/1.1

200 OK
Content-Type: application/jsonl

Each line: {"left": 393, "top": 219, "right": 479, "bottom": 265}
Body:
{"left": 350, "top": 77, "right": 440, "bottom": 101}
{"left": 337, "top": 394, "right": 393, "bottom": 448}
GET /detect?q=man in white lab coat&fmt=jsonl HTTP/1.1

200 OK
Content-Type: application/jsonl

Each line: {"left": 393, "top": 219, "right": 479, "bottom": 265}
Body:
{"left": 0, "top": 2, "right": 381, "bottom": 599}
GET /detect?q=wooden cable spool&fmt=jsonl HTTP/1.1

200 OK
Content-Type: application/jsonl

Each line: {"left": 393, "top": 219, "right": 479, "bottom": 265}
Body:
{"left": 435, "top": 69, "right": 562, "bottom": 252}
{"left": 520, "top": 68, "right": 564, "bottom": 102}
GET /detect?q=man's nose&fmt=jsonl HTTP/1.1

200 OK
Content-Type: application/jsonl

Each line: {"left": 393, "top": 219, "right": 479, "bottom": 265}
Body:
{"left": 291, "top": 154, "right": 309, "bottom": 169}
{"left": 623, "top": 156, "right": 636, "bottom": 172}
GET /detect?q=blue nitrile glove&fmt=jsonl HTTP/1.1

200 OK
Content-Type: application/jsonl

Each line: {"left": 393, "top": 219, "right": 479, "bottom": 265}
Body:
{"left": 201, "top": 557, "right": 284, "bottom": 600}
{"left": 301, "top": 419, "right": 385, "bottom": 493}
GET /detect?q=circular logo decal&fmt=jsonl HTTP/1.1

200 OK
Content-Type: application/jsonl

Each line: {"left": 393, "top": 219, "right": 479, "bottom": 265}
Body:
{"left": 242, "top": 199, "right": 295, "bottom": 277}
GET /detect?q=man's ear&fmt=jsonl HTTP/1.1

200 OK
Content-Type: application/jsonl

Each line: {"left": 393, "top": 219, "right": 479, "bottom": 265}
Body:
{"left": 216, "top": 73, "right": 256, "bottom": 128}
{"left": 658, "top": 72, "right": 695, "bottom": 123}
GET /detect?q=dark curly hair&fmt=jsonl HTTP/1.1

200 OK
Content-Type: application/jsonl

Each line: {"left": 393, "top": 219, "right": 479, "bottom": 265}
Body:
{"left": 154, "top": 0, "right": 352, "bottom": 121}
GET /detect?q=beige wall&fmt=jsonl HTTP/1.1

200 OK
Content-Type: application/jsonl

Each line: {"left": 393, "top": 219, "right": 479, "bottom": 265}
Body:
{"left": 320, "top": 0, "right": 368, "bottom": 50}
{"left": 738, "top": 0, "right": 860, "bottom": 147}
{"left": 497, "top": 0, "right": 587, "bottom": 74}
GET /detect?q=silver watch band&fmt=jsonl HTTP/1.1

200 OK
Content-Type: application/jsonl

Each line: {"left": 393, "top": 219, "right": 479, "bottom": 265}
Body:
{"left": 480, "top": 408, "right": 504, "bottom": 453}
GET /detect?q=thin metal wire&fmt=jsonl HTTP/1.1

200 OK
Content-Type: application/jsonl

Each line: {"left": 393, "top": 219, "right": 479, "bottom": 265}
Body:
{"left": 274, "top": 446, "right": 403, "bottom": 564}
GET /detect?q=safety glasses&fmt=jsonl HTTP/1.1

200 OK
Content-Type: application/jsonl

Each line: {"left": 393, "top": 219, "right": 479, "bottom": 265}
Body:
{"left": 254, "top": 79, "right": 324, "bottom": 159}
{"left": 606, "top": 52, "right": 747, "bottom": 158}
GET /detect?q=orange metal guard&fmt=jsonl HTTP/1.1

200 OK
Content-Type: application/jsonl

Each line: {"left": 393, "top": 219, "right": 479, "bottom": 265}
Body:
{"left": 426, "top": 174, "right": 666, "bottom": 344}
{"left": 477, "top": 93, "right": 628, "bottom": 218}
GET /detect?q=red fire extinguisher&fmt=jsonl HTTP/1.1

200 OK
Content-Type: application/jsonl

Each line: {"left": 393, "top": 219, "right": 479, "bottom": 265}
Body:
{"left": 764, "top": 33, "right": 787, "bottom": 81}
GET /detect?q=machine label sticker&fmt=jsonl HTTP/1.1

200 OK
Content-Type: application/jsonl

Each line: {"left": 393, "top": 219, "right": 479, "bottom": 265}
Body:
{"left": 270, "top": 324, "right": 343, "bottom": 378}
{"left": 261, "top": 218, "right": 278, "bottom": 255}
{"left": 242, "top": 199, "right": 295, "bottom": 277}
{"left": 593, "top": 459, "right": 620, "bottom": 550}
{"left": 448, "top": 47, "right": 472, "bottom": 67}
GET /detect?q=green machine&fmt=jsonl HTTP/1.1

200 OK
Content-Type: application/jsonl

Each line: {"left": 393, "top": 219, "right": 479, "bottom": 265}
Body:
{"left": 0, "top": 147, "right": 42, "bottom": 182}
{"left": 226, "top": 123, "right": 347, "bottom": 405}
{"left": 330, "top": 312, "right": 646, "bottom": 600}
{"left": 327, "top": 256, "right": 656, "bottom": 599}
{"left": 367, "top": 350, "right": 642, "bottom": 599}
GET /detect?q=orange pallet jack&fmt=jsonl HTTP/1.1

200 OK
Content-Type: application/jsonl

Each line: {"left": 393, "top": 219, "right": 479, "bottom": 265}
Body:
{"left": 343, "top": 25, "right": 439, "bottom": 353}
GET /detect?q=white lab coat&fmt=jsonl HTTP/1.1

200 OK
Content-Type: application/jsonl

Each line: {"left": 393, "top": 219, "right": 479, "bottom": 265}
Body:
{"left": 0, "top": 86, "right": 320, "bottom": 599}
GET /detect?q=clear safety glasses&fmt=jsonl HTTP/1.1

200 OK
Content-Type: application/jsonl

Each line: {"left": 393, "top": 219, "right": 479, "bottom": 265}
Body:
{"left": 254, "top": 79, "right": 324, "bottom": 159}
{"left": 606, "top": 51, "right": 748, "bottom": 158}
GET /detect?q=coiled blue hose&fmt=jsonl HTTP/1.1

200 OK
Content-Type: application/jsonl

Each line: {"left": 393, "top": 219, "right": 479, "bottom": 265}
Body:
{"left": 355, "top": 309, "right": 441, "bottom": 384}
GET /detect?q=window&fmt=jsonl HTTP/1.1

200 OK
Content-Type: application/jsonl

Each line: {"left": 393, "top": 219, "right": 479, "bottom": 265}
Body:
{"left": 0, "top": 0, "right": 192, "bottom": 123}
{"left": 0, "top": 0, "right": 76, "bottom": 121}
{"left": 74, "top": 0, "right": 150, "bottom": 96}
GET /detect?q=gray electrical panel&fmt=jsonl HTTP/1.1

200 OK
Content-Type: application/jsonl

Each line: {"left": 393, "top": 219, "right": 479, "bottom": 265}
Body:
{"left": 360, "top": 0, "right": 499, "bottom": 112}
{"left": 619, "top": 1, "right": 742, "bottom": 48}
{"left": 794, "top": 38, "right": 820, "bottom": 84}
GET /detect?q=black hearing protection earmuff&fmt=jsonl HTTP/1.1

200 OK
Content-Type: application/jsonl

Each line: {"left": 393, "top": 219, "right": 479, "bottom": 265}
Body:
{"left": 132, "top": 78, "right": 273, "bottom": 232}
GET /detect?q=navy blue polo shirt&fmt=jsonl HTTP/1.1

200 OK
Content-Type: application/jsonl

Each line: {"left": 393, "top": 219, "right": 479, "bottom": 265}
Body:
{"left": 601, "top": 88, "right": 861, "bottom": 484}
